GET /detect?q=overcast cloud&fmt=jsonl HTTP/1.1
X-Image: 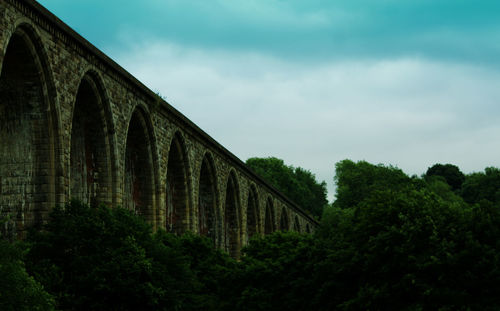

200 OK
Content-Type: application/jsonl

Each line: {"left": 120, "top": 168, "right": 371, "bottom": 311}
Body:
{"left": 38, "top": 0, "right": 500, "bottom": 200}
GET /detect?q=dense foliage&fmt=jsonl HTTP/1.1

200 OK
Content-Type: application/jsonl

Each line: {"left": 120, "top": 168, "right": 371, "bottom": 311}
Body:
{"left": 322, "top": 160, "right": 500, "bottom": 309}
{"left": 425, "top": 163, "right": 465, "bottom": 192}
{"left": 0, "top": 238, "right": 54, "bottom": 311}
{"left": 246, "top": 157, "right": 327, "bottom": 218}
{"left": 461, "top": 167, "right": 500, "bottom": 205}
{"left": 24, "top": 200, "right": 239, "bottom": 311}
{"left": 3, "top": 160, "right": 500, "bottom": 310}
{"left": 334, "top": 159, "right": 412, "bottom": 209}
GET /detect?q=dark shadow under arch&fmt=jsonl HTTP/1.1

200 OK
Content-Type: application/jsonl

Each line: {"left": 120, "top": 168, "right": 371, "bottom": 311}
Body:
{"left": 280, "top": 207, "right": 289, "bottom": 231}
{"left": 123, "top": 108, "right": 156, "bottom": 225}
{"left": 70, "top": 73, "right": 113, "bottom": 207}
{"left": 246, "top": 185, "right": 259, "bottom": 243}
{"left": 306, "top": 223, "right": 311, "bottom": 234}
{"left": 293, "top": 215, "right": 301, "bottom": 232}
{"left": 165, "top": 132, "right": 191, "bottom": 234}
{"left": 224, "top": 171, "right": 240, "bottom": 257}
{"left": 264, "top": 198, "right": 275, "bottom": 235}
{"left": 0, "top": 25, "right": 58, "bottom": 238}
{"left": 198, "top": 152, "right": 218, "bottom": 246}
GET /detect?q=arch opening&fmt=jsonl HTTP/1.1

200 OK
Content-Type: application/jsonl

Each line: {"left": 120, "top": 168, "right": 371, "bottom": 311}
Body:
{"left": 246, "top": 185, "right": 258, "bottom": 243}
{"left": 306, "top": 223, "right": 311, "bottom": 234}
{"left": 264, "top": 198, "right": 274, "bottom": 235}
{"left": 293, "top": 215, "right": 301, "bottom": 232}
{"left": 124, "top": 109, "right": 155, "bottom": 223}
{"left": 224, "top": 172, "right": 240, "bottom": 257}
{"left": 198, "top": 154, "right": 217, "bottom": 245}
{"left": 70, "top": 76, "right": 111, "bottom": 206}
{"left": 280, "top": 207, "right": 289, "bottom": 231}
{"left": 0, "top": 29, "right": 53, "bottom": 238}
{"left": 165, "top": 133, "right": 190, "bottom": 234}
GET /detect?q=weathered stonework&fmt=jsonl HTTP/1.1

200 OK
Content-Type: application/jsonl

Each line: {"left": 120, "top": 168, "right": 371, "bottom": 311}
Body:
{"left": 0, "top": 0, "right": 318, "bottom": 251}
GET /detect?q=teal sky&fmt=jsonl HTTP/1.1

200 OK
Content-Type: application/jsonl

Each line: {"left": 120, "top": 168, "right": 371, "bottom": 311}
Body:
{"left": 38, "top": 0, "right": 500, "bottom": 64}
{"left": 37, "top": 0, "right": 500, "bottom": 200}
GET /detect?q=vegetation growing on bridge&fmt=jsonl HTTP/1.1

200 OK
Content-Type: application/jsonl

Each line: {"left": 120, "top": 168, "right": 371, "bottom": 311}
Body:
{"left": 2, "top": 160, "right": 500, "bottom": 310}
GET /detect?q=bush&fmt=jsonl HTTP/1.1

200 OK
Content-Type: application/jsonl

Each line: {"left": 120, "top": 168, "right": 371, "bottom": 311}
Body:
{"left": 236, "top": 231, "right": 318, "bottom": 311}
{"left": 25, "top": 200, "right": 197, "bottom": 310}
{"left": 0, "top": 238, "right": 54, "bottom": 311}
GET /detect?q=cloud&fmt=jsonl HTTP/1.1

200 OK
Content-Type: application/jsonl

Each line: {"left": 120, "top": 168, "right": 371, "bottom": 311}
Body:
{"left": 35, "top": 0, "right": 500, "bottom": 201}
{"left": 39, "top": 0, "right": 500, "bottom": 65}
{"left": 112, "top": 39, "right": 500, "bottom": 200}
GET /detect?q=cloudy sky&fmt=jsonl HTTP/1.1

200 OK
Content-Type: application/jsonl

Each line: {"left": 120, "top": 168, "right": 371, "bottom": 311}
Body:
{"left": 38, "top": 0, "right": 500, "bottom": 201}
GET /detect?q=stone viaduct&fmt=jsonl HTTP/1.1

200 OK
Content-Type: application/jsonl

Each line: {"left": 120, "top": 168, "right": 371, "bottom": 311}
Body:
{"left": 0, "top": 0, "right": 317, "bottom": 255}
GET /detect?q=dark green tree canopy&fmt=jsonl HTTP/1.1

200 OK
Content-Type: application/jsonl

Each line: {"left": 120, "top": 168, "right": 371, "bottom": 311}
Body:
{"left": 25, "top": 200, "right": 235, "bottom": 311}
{"left": 6, "top": 160, "right": 500, "bottom": 310}
{"left": 0, "top": 239, "right": 54, "bottom": 311}
{"left": 246, "top": 157, "right": 327, "bottom": 218}
{"left": 321, "top": 159, "right": 500, "bottom": 309}
{"left": 334, "top": 159, "right": 413, "bottom": 209}
{"left": 425, "top": 163, "right": 465, "bottom": 191}
{"left": 461, "top": 167, "right": 500, "bottom": 205}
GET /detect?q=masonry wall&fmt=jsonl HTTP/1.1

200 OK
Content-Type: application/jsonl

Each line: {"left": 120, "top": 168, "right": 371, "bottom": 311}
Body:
{"left": 0, "top": 0, "right": 317, "bottom": 251}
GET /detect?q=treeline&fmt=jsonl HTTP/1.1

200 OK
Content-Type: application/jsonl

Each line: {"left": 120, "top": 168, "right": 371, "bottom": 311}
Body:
{"left": 3, "top": 159, "right": 500, "bottom": 310}
{"left": 321, "top": 160, "right": 500, "bottom": 309}
{"left": 2, "top": 201, "right": 315, "bottom": 311}
{"left": 246, "top": 157, "right": 328, "bottom": 219}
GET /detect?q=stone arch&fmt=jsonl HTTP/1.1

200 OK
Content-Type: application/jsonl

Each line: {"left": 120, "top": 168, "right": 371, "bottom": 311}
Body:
{"left": 224, "top": 170, "right": 241, "bottom": 257}
{"left": 264, "top": 197, "right": 275, "bottom": 235}
{"left": 165, "top": 131, "right": 192, "bottom": 234}
{"left": 69, "top": 71, "right": 115, "bottom": 207}
{"left": 0, "top": 23, "right": 60, "bottom": 238}
{"left": 246, "top": 184, "right": 259, "bottom": 243}
{"left": 123, "top": 106, "right": 158, "bottom": 226}
{"left": 306, "top": 223, "right": 311, "bottom": 234}
{"left": 293, "top": 215, "right": 301, "bottom": 232}
{"left": 280, "top": 207, "right": 289, "bottom": 231}
{"left": 198, "top": 151, "right": 218, "bottom": 246}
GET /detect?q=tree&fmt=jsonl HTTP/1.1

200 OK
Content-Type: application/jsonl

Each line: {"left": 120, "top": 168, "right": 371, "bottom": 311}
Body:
{"left": 0, "top": 239, "right": 55, "bottom": 311}
{"left": 16, "top": 160, "right": 500, "bottom": 310}
{"left": 317, "top": 160, "right": 500, "bottom": 310}
{"left": 153, "top": 231, "right": 240, "bottom": 311}
{"left": 425, "top": 163, "right": 465, "bottom": 192}
{"left": 236, "top": 232, "right": 318, "bottom": 311}
{"left": 333, "top": 159, "right": 412, "bottom": 209}
{"left": 246, "top": 157, "right": 327, "bottom": 218}
{"left": 25, "top": 200, "right": 198, "bottom": 311}
{"left": 318, "top": 187, "right": 498, "bottom": 310}
{"left": 461, "top": 167, "right": 500, "bottom": 205}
